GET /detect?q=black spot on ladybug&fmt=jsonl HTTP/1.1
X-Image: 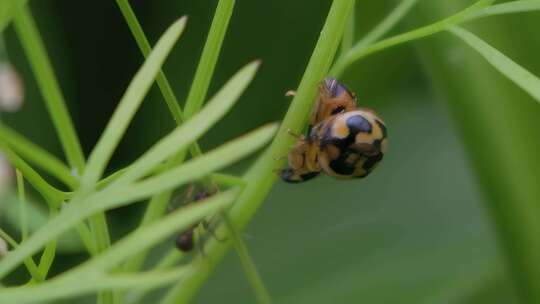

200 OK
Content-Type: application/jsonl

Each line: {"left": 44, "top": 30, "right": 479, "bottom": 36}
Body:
{"left": 346, "top": 115, "right": 372, "bottom": 135}
{"left": 329, "top": 153, "right": 356, "bottom": 175}
{"left": 362, "top": 153, "right": 383, "bottom": 172}
{"left": 376, "top": 120, "right": 387, "bottom": 138}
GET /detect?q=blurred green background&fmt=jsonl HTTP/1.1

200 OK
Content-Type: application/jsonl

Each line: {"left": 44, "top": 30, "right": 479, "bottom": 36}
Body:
{"left": 2, "top": 0, "right": 540, "bottom": 303}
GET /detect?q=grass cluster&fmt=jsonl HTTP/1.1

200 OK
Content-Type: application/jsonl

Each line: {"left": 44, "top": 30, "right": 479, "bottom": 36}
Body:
{"left": 0, "top": 0, "right": 539, "bottom": 303}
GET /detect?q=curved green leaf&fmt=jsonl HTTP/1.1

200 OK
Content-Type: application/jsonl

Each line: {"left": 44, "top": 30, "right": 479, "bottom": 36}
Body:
{"left": 449, "top": 26, "right": 540, "bottom": 104}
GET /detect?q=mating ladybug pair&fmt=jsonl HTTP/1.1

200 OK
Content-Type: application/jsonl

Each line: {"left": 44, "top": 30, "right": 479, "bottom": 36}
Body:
{"left": 280, "top": 77, "right": 388, "bottom": 183}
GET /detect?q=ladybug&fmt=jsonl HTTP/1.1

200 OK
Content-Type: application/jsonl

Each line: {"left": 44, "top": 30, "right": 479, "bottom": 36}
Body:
{"left": 280, "top": 78, "right": 387, "bottom": 183}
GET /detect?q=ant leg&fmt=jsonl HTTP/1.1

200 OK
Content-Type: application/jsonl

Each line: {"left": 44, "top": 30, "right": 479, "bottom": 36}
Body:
{"left": 195, "top": 227, "right": 206, "bottom": 257}
{"left": 203, "top": 220, "right": 228, "bottom": 242}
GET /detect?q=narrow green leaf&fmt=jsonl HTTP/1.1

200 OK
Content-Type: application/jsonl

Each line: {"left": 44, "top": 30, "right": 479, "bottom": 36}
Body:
{"left": 0, "top": 190, "right": 236, "bottom": 303}
{"left": 106, "top": 123, "right": 277, "bottom": 203}
{"left": 223, "top": 214, "right": 272, "bottom": 304}
{"left": 0, "top": 123, "right": 276, "bottom": 279}
{"left": 110, "top": 61, "right": 260, "bottom": 187}
{"left": 81, "top": 17, "right": 188, "bottom": 188}
{"left": 183, "top": 0, "right": 236, "bottom": 119}
{"left": 13, "top": 5, "right": 85, "bottom": 173}
{"left": 0, "top": 123, "right": 78, "bottom": 189}
{"left": 355, "top": 0, "right": 419, "bottom": 49}
{"left": 0, "top": 228, "right": 43, "bottom": 282}
{"left": 331, "top": 0, "right": 494, "bottom": 76}
{"left": 16, "top": 170, "right": 28, "bottom": 241}
{"left": 79, "top": 190, "right": 237, "bottom": 272}
{"left": 464, "top": 0, "right": 540, "bottom": 22}
{"left": 0, "top": 145, "right": 66, "bottom": 206}
{"left": 0, "top": 0, "right": 28, "bottom": 33}
{"left": 116, "top": 0, "right": 185, "bottom": 125}
{"left": 449, "top": 26, "right": 540, "bottom": 104}
{"left": 0, "top": 192, "right": 90, "bottom": 254}
{"left": 0, "top": 266, "right": 193, "bottom": 304}
{"left": 340, "top": 0, "right": 355, "bottom": 56}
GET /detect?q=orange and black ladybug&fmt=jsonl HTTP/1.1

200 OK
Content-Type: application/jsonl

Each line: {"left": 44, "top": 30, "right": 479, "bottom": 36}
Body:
{"left": 280, "top": 78, "right": 387, "bottom": 183}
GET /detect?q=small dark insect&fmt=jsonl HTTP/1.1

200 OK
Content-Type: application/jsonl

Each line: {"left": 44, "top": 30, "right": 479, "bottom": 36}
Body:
{"left": 175, "top": 189, "right": 214, "bottom": 252}
{"left": 280, "top": 77, "right": 388, "bottom": 183}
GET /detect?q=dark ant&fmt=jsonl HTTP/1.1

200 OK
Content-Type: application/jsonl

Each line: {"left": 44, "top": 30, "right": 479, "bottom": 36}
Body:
{"left": 174, "top": 185, "right": 223, "bottom": 253}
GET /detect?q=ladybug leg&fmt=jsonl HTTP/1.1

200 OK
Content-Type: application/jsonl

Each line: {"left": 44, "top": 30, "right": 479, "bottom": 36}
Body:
{"left": 285, "top": 90, "right": 296, "bottom": 97}
{"left": 286, "top": 129, "right": 304, "bottom": 140}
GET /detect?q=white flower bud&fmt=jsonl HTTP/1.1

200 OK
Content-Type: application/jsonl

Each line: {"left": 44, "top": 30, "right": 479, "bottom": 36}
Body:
{"left": 0, "top": 63, "right": 25, "bottom": 112}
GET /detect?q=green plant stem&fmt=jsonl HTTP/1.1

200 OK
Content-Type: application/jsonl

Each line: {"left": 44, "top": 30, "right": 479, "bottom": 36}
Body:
{"left": 16, "top": 170, "right": 28, "bottom": 241}
{"left": 222, "top": 214, "right": 272, "bottom": 304}
{"left": 463, "top": 0, "right": 540, "bottom": 21}
{"left": 449, "top": 26, "right": 540, "bottom": 104}
{"left": 115, "top": 0, "right": 202, "bottom": 159}
{"left": 160, "top": 1, "right": 354, "bottom": 303}
{"left": 183, "top": 0, "right": 236, "bottom": 118}
{"left": 0, "top": 123, "right": 78, "bottom": 189}
{"left": 0, "top": 228, "right": 43, "bottom": 282}
{"left": 354, "top": 0, "right": 419, "bottom": 49}
{"left": 0, "top": 145, "right": 66, "bottom": 206}
{"left": 330, "top": 0, "right": 494, "bottom": 76}
{"left": 36, "top": 208, "right": 57, "bottom": 279}
{"left": 81, "top": 17, "right": 187, "bottom": 188}
{"left": 12, "top": 5, "right": 85, "bottom": 173}
{"left": 340, "top": 0, "right": 355, "bottom": 56}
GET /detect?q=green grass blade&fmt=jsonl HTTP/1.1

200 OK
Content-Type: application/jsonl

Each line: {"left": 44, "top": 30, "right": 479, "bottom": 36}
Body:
{"left": 0, "top": 123, "right": 78, "bottom": 189}
{"left": 81, "top": 17, "right": 187, "bottom": 188}
{"left": 0, "top": 228, "right": 43, "bottom": 282}
{"left": 0, "top": 191, "right": 236, "bottom": 303}
{"left": 160, "top": 1, "right": 354, "bottom": 302}
{"left": 0, "top": 145, "right": 66, "bottom": 206}
{"left": 0, "top": 266, "right": 193, "bottom": 304}
{"left": 355, "top": 0, "right": 419, "bottom": 49}
{"left": 340, "top": 0, "right": 355, "bottom": 56}
{"left": 0, "top": 0, "right": 28, "bottom": 33}
{"left": 449, "top": 26, "right": 540, "bottom": 104}
{"left": 331, "top": 0, "right": 494, "bottom": 76}
{"left": 183, "top": 0, "right": 236, "bottom": 118}
{"left": 222, "top": 214, "right": 272, "bottom": 304}
{"left": 464, "top": 0, "right": 540, "bottom": 21}
{"left": 115, "top": 0, "right": 204, "bottom": 163}
{"left": 0, "top": 192, "right": 92, "bottom": 254}
{"left": 123, "top": 249, "right": 185, "bottom": 303}
{"left": 0, "top": 123, "right": 276, "bottom": 279}
{"left": 16, "top": 170, "right": 28, "bottom": 241}
{"left": 115, "top": 0, "right": 185, "bottom": 125}
{"left": 110, "top": 123, "right": 277, "bottom": 203}
{"left": 12, "top": 5, "right": 85, "bottom": 173}
{"left": 109, "top": 61, "right": 260, "bottom": 187}
{"left": 79, "top": 190, "right": 237, "bottom": 273}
